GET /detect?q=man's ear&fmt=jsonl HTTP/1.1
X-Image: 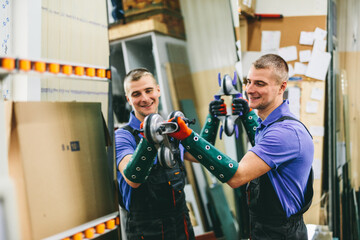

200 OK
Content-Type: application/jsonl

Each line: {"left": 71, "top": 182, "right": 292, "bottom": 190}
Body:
{"left": 126, "top": 95, "right": 132, "bottom": 106}
{"left": 280, "top": 81, "right": 287, "bottom": 92}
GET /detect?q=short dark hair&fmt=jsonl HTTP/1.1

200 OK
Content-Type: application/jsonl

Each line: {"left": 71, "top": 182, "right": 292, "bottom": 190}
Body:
{"left": 253, "top": 54, "right": 289, "bottom": 84}
{"left": 123, "top": 68, "right": 157, "bottom": 95}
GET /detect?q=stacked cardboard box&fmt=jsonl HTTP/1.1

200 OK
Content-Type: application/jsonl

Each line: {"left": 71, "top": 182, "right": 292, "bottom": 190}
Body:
{"left": 123, "top": 0, "right": 181, "bottom": 13}
{"left": 122, "top": 0, "right": 185, "bottom": 39}
{"left": 5, "top": 102, "right": 118, "bottom": 240}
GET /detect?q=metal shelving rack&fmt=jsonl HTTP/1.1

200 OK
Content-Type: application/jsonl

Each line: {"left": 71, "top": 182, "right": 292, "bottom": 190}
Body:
{"left": 0, "top": 0, "right": 120, "bottom": 239}
{"left": 0, "top": 58, "right": 120, "bottom": 240}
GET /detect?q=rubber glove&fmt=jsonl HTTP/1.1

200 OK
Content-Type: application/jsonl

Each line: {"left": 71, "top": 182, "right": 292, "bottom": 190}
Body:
{"left": 209, "top": 98, "right": 227, "bottom": 117}
{"left": 232, "top": 97, "right": 251, "bottom": 116}
{"left": 168, "top": 117, "right": 193, "bottom": 141}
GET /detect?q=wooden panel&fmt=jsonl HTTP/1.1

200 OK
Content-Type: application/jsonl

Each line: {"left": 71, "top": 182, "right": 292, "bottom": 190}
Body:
{"left": 166, "top": 43, "right": 198, "bottom": 111}
{"left": 166, "top": 63, "right": 195, "bottom": 102}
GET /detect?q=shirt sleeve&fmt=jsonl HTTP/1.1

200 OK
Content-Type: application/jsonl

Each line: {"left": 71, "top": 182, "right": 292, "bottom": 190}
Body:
{"left": 179, "top": 143, "right": 185, "bottom": 162}
{"left": 250, "top": 124, "right": 300, "bottom": 169}
{"left": 114, "top": 128, "right": 138, "bottom": 169}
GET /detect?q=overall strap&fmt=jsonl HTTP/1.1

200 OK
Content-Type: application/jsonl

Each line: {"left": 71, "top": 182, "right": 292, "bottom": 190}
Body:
{"left": 121, "top": 124, "right": 141, "bottom": 144}
{"left": 271, "top": 116, "right": 313, "bottom": 139}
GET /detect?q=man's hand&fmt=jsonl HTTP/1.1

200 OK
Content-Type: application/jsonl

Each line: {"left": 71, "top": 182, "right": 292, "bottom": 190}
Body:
{"left": 209, "top": 99, "right": 227, "bottom": 117}
{"left": 168, "top": 117, "right": 193, "bottom": 140}
{"left": 232, "top": 97, "right": 251, "bottom": 116}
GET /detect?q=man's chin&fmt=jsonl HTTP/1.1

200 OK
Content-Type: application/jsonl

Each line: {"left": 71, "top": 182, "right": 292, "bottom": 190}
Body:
{"left": 249, "top": 102, "right": 256, "bottom": 109}
{"left": 141, "top": 108, "right": 157, "bottom": 116}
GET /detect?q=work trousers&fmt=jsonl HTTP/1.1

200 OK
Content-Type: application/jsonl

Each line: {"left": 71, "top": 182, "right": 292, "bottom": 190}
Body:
{"left": 124, "top": 209, "right": 195, "bottom": 240}
{"left": 250, "top": 215, "right": 308, "bottom": 240}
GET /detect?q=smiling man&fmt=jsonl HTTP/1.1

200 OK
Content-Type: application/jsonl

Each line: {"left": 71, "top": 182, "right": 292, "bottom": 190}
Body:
{"left": 168, "top": 54, "right": 315, "bottom": 239}
{"left": 114, "top": 68, "right": 196, "bottom": 240}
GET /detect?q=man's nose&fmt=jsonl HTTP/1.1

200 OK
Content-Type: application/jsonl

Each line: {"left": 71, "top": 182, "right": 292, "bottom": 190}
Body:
{"left": 139, "top": 93, "right": 150, "bottom": 101}
{"left": 246, "top": 83, "right": 254, "bottom": 93}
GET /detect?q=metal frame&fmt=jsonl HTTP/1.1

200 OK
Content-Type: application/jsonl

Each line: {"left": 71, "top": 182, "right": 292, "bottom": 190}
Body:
{"left": 327, "top": 0, "right": 340, "bottom": 236}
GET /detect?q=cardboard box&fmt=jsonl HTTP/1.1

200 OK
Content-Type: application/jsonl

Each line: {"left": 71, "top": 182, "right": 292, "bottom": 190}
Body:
{"left": 120, "top": 0, "right": 185, "bottom": 39}
{"left": 127, "top": 10, "right": 185, "bottom": 39}
{"left": 5, "top": 102, "right": 118, "bottom": 240}
{"left": 122, "top": 0, "right": 181, "bottom": 15}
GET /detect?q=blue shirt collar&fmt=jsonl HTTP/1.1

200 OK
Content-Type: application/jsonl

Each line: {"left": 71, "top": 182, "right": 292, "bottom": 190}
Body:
{"left": 128, "top": 111, "right": 142, "bottom": 130}
{"left": 257, "top": 99, "right": 294, "bottom": 128}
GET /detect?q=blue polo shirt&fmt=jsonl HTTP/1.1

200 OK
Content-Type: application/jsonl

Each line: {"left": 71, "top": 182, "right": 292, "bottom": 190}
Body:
{"left": 115, "top": 111, "right": 185, "bottom": 211}
{"left": 249, "top": 100, "right": 314, "bottom": 217}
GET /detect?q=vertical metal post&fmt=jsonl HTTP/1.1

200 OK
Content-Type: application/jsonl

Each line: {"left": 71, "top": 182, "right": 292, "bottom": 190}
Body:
{"left": 327, "top": 0, "right": 340, "bottom": 236}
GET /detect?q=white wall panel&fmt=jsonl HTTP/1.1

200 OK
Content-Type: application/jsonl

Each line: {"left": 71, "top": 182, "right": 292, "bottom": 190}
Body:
{"left": 255, "top": 0, "right": 327, "bottom": 17}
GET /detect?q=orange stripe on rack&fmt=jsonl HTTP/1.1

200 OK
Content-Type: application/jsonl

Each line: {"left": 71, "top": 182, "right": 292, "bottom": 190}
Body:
{"left": 49, "top": 63, "right": 60, "bottom": 74}
{"left": 96, "top": 223, "right": 105, "bottom": 234}
{"left": 62, "top": 65, "right": 72, "bottom": 75}
{"left": 86, "top": 67, "right": 95, "bottom": 77}
{"left": 106, "top": 219, "right": 115, "bottom": 229}
{"left": 72, "top": 232, "right": 83, "bottom": 240}
{"left": 75, "top": 66, "right": 84, "bottom": 76}
{"left": 2, "top": 58, "right": 15, "bottom": 70}
{"left": 106, "top": 69, "right": 111, "bottom": 79}
{"left": 19, "top": 60, "right": 31, "bottom": 71}
{"left": 34, "top": 61, "right": 46, "bottom": 72}
{"left": 84, "top": 228, "right": 95, "bottom": 238}
{"left": 96, "top": 68, "right": 106, "bottom": 78}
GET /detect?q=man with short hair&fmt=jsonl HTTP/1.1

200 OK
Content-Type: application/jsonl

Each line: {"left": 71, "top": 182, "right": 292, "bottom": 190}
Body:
{"left": 169, "top": 54, "right": 314, "bottom": 239}
{"left": 115, "top": 68, "right": 196, "bottom": 240}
